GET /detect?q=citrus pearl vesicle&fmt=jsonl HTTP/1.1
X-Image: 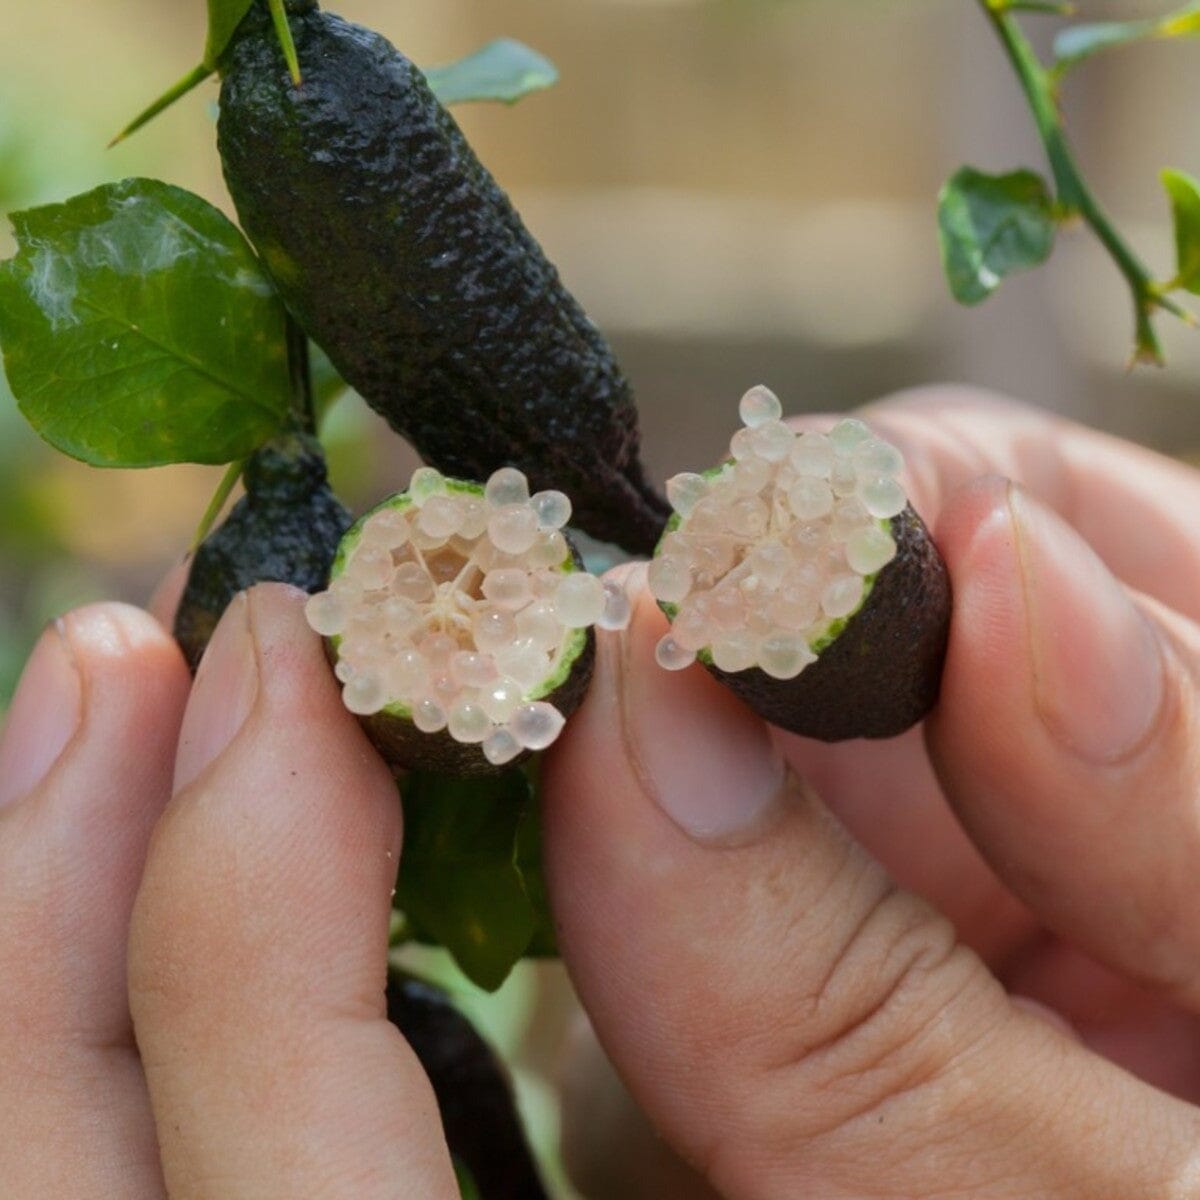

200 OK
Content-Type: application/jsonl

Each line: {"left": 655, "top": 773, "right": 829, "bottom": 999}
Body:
{"left": 305, "top": 466, "right": 634, "bottom": 776}
{"left": 648, "top": 391, "right": 951, "bottom": 741}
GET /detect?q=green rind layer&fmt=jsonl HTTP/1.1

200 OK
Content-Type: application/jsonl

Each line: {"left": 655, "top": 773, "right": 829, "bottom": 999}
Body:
{"left": 328, "top": 480, "right": 595, "bottom": 778}
{"left": 658, "top": 503, "right": 951, "bottom": 742}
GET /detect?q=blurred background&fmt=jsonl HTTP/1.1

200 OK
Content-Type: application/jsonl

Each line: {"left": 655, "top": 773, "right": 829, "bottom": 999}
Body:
{"left": 2, "top": 0, "right": 1199, "bottom": 1193}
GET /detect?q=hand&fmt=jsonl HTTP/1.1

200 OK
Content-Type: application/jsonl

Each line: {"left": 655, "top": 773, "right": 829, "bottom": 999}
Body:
{"left": 0, "top": 588, "right": 462, "bottom": 1196}
{"left": 547, "top": 387, "right": 1200, "bottom": 1198}
{"left": 1, "top": 386, "right": 1197, "bottom": 1198}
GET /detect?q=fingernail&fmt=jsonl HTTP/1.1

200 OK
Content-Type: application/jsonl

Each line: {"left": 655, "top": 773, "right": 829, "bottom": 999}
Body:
{"left": 1011, "top": 486, "right": 1164, "bottom": 764}
{"left": 0, "top": 622, "right": 82, "bottom": 808}
{"left": 174, "top": 593, "right": 259, "bottom": 792}
{"left": 623, "top": 591, "right": 787, "bottom": 843}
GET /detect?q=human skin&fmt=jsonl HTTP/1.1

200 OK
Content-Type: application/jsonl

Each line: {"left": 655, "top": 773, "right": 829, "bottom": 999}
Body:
{"left": 0, "top": 388, "right": 1198, "bottom": 1198}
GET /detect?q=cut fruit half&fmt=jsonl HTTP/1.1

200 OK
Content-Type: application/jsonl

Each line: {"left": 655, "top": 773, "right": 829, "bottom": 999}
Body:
{"left": 306, "top": 467, "right": 631, "bottom": 776}
{"left": 650, "top": 387, "right": 951, "bottom": 741}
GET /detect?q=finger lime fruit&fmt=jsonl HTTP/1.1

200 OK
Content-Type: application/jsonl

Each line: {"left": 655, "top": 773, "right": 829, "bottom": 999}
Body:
{"left": 216, "top": 1, "right": 669, "bottom": 555}
{"left": 306, "top": 466, "right": 630, "bottom": 778}
{"left": 387, "top": 971, "right": 548, "bottom": 1200}
{"left": 649, "top": 388, "right": 950, "bottom": 741}
{"left": 175, "top": 431, "right": 352, "bottom": 671}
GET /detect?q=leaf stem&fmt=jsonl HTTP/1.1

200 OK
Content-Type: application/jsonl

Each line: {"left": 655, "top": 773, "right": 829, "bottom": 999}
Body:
{"left": 285, "top": 312, "right": 317, "bottom": 434}
{"left": 979, "top": 0, "right": 1178, "bottom": 362}
{"left": 267, "top": 0, "right": 303, "bottom": 85}
{"left": 191, "top": 459, "right": 245, "bottom": 551}
{"left": 107, "top": 63, "right": 213, "bottom": 148}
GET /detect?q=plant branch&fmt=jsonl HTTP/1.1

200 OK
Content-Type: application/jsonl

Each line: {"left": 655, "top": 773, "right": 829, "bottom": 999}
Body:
{"left": 979, "top": 0, "right": 1190, "bottom": 363}
{"left": 191, "top": 459, "right": 245, "bottom": 551}
{"left": 285, "top": 312, "right": 316, "bottom": 434}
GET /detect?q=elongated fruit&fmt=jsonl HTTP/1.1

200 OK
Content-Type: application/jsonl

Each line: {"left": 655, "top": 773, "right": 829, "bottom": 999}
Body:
{"left": 217, "top": 0, "right": 669, "bottom": 554}
{"left": 175, "top": 431, "right": 352, "bottom": 671}
{"left": 387, "top": 971, "right": 547, "bottom": 1200}
{"left": 306, "top": 466, "right": 630, "bottom": 777}
{"left": 650, "top": 387, "right": 951, "bottom": 741}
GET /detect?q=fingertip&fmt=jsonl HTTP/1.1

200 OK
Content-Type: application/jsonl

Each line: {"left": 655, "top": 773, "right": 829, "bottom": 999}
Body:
{"left": 148, "top": 556, "right": 190, "bottom": 629}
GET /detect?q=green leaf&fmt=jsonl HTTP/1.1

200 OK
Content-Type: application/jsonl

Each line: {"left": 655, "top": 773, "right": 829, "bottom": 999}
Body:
{"left": 937, "top": 167, "right": 1056, "bottom": 305}
{"left": 0, "top": 178, "right": 291, "bottom": 467}
{"left": 1053, "top": 1, "right": 1200, "bottom": 72}
{"left": 396, "top": 770, "right": 548, "bottom": 992}
{"left": 206, "top": 0, "right": 256, "bottom": 68}
{"left": 1162, "top": 168, "right": 1200, "bottom": 293}
{"left": 513, "top": 798, "right": 557, "bottom": 957}
{"left": 425, "top": 38, "right": 559, "bottom": 106}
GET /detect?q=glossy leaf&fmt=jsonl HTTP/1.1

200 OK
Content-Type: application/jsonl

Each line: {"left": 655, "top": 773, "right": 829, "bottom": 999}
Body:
{"left": 937, "top": 167, "right": 1056, "bottom": 305}
{"left": 206, "top": 0, "right": 256, "bottom": 68}
{"left": 425, "top": 38, "right": 559, "bottom": 106}
{"left": 396, "top": 770, "right": 549, "bottom": 992}
{"left": 1162, "top": 168, "right": 1200, "bottom": 293}
{"left": 0, "top": 178, "right": 291, "bottom": 467}
{"left": 1053, "top": 1, "right": 1200, "bottom": 72}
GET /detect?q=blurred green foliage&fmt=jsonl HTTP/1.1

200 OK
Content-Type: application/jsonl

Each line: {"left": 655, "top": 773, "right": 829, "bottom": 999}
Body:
{"left": 0, "top": 94, "right": 155, "bottom": 709}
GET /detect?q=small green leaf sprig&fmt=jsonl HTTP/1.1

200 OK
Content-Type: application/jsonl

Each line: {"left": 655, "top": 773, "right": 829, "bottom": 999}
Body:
{"left": 940, "top": 0, "right": 1200, "bottom": 365}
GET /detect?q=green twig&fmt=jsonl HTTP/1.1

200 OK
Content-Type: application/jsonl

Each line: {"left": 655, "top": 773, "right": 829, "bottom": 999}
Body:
{"left": 979, "top": 0, "right": 1190, "bottom": 363}
{"left": 285, "top": 313, "right": 316, "bottom": 434}
{"left": 107, "top": 63, "right": 213, "bottom": 148}
{"left": 267, "top": 0, "right": 303, "bottom": 85}
{"left": 191, "top": 459, "right": 245, "bottom": 551}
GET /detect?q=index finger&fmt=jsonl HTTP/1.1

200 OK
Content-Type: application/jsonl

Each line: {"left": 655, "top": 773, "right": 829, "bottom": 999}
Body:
{"left": 843, "top": 386, "right": 1200, "bottom": 621}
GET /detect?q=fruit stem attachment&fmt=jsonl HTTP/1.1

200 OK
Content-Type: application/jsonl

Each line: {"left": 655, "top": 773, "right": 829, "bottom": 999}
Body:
{"left": 978, "top": 0, "right": 1192, "bottom": 365}
{"left": 267, "top": 0, "right": 303, "bottom": 85}
{"left": 107, "top": 63, "right": 213, "bottom": 148}
{"left": 285, "top": 313, "right": 317, "bottom": 434}
{"left": 191, "top": 459, "right": 246, "bottom": 552}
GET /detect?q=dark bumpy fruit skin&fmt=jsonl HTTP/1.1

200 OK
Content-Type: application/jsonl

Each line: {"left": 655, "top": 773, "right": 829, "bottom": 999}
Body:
{"left": 386, "top": 972, "right": 548, "bottom": 1200}
{"left": 700, "top": 505, "right": 951, "bottom": 742}
{"left": 175, "top": 432, "right": 352, "bottom": 671}
{"left": 217, "top": 1, "right": 670, "bottom": 555}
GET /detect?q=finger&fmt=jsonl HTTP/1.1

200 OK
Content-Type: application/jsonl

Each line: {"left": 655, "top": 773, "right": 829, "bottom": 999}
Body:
{"left": 860, "top": 387, "right": 1200, "bottom": 620}
{"left": 559, "top": 1014, "right": 721, "bottom": 1200}
{"left": 0, "top": 604, "right": 190, "bottom": 1198}
{"left": 926, "top": 475, "right": 1200, "bottom": 1010}
{"left": 147, "top": 555, "right": 190, "bottom": 629}
{"left": 543, "top": 575, "right": 1200, "bottom": 1199}
{"left": 771, "top": 726, "right": 1035, "bottom": 966}
{"left": 128, "top": 584, "right": 457, "bottom": 1200}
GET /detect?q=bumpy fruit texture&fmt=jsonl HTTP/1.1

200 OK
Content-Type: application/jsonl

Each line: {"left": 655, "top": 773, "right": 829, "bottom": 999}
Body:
{"left": 175, "top": 432, "right": 352, "bottom": 672}
{"left": 218, "top": 2, "right": 670, "bottom": 554}
{"left": 307, "top": 467, "right": 630, "bottom": 774}
{"left": 386, "top": 972, "right": 548, "bottom": 1199}
{"left": 651, "top": 388, "right": 951, "bottom": 741}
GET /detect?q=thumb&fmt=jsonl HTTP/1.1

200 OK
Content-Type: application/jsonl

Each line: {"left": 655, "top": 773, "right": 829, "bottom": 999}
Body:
{"left": 542, "top": 569, "right": 1200, "bottom": 1200}
{"left": 128, "top": 584, "right": 457, "bottom": 1199}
